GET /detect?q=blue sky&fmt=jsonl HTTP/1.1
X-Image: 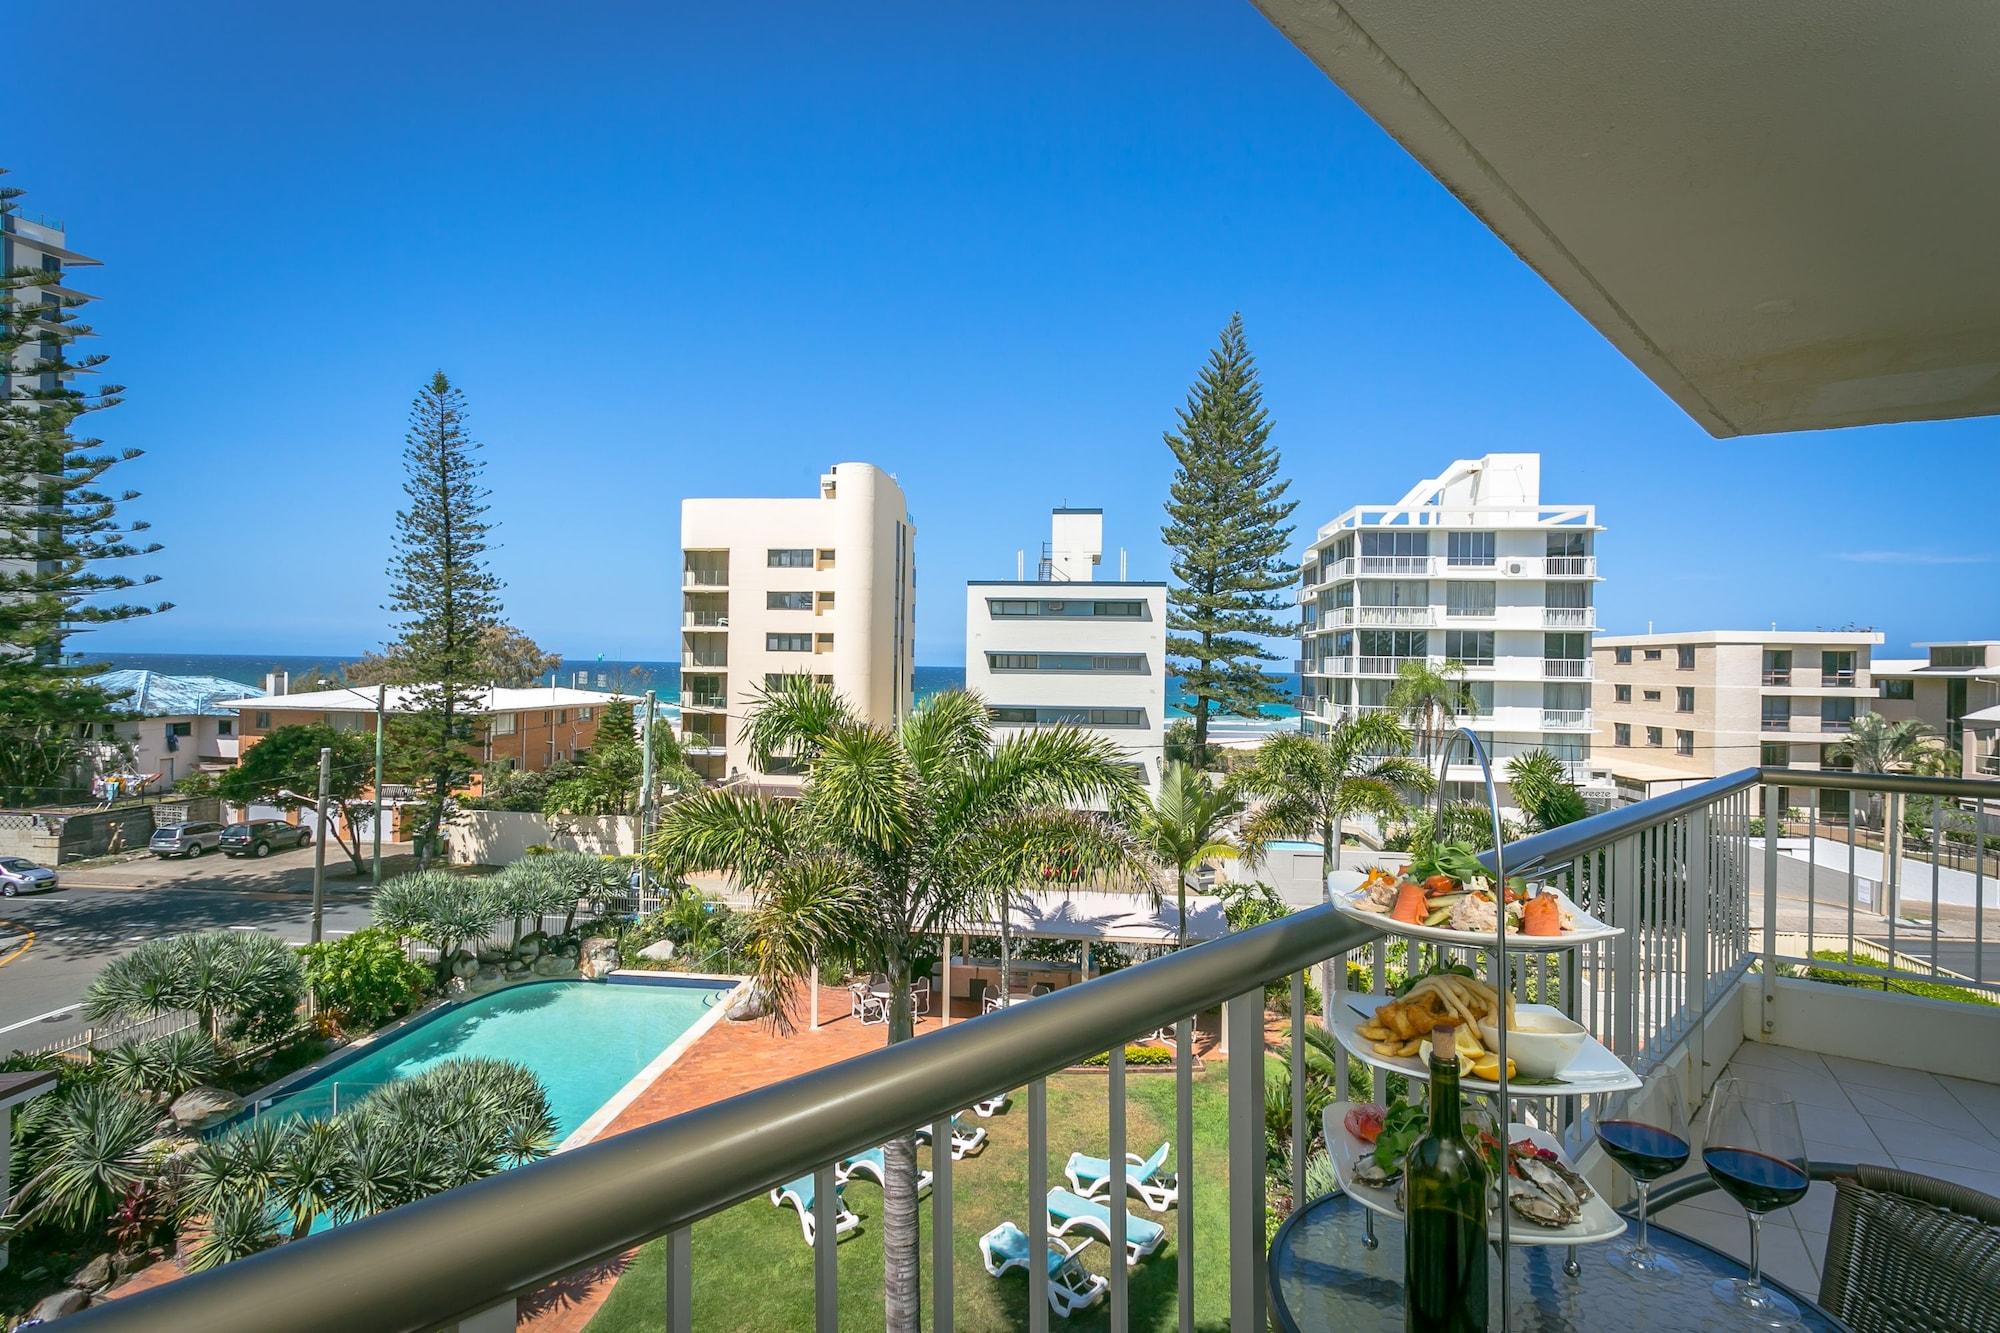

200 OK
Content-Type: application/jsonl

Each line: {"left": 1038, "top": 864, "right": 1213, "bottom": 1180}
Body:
{"left": 18, "top": 1, "right": 1994, "bottom": 667}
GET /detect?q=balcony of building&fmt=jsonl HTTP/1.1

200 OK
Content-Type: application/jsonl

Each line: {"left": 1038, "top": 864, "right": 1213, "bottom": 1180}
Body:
{"left": 683, "top": 551, "right": 729, "bottom": 588}
{"left": 1542, "top": 606, "right": 1594, "bottom": 629}
{"left": 1354, "top": 605, "right": 1434, "bottom": 627}
{"left": 1541, "top": 707, "right": 1591, "bottom": 729}
{"left": 1542, "top": 657, "right": 1591, "bottom": 679}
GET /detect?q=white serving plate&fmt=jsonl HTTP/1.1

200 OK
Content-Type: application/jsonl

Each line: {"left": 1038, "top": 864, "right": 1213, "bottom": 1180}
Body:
{"left": 1329, "top": 992, "right": 1641, "bottom": 1097}
{"left": 1332, "top": 881, "right": 1621, "bottom": 950}
{"left": 1321, "top": 1101, "right": 1627, "bottom": 1247}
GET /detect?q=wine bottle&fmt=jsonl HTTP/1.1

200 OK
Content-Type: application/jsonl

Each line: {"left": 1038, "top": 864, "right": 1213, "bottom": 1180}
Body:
{"left": 1404, "top": 1021, "right": 1490, "bottom": 1332}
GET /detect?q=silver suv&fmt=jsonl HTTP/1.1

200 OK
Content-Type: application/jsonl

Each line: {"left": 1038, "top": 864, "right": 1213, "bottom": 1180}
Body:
{"left": 149, "top": 821, "right": 225, "bottom": 859}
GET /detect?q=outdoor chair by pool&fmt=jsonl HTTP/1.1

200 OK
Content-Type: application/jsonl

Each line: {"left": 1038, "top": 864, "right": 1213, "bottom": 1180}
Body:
{"left": 971, "top": 1091, "right": 1009, "bottom": 1117}
{"left": 911, "top": 977, "right": 931, "bottom": 1015}
{"left": 836, "top": 1146, "right": 933, "bottom": 1196}
{"left": 977, "top": 1222, "right": 1109, "bottom": 1319}
{"left": 848, "top": 982, "right": 886, "bottom": 1027}
{"left": 1650, "top": 1160, "right": 2000, "bottom": 1333}
{"left": 915, "top": 1113, "right": 988, "bottom": 1159}
{"left": 1065, "top": 1140, "right": 1177, "bottom": 1211}
{"left": 768, "top": 1175, "right": 859, "bottom": 1247}
{"left": 1046, "top": 1187, "right": 1166, "bottom": 1268}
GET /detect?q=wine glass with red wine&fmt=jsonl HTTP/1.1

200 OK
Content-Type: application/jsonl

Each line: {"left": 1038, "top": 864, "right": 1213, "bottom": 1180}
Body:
{"left": 1597, "top": 1066, "right": 1691, "bottom": 1278}
{"left": 1704, "top": 1079, "right": 1810, "bottom": 1324}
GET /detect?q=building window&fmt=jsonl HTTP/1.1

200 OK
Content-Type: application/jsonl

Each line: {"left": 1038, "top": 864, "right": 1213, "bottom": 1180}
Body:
{"left": 990, "top": 705, "right": 1146, "bottom": 728}
{"left": 1361, "top": 531, "right": 1430, "bottom": 557}
{"left": 1645, "top": 726, "right": 1663, "bottom": 747}
{"left": 578, "top": 707, "right": 593, "bottom": 721}
{"left": 166, "top": 721, "right": 193, "bottom": 737}
{"left": 1643, "top": 648, "right": 1662, "bottom": 661}
{"left": 1677, "top": 687, "right": 1694, "bottom": 712}
{"left": 767, "top": 549, "right": 814, "bottom": 568}
{"left": 1445, "top": 581, "right": 1496, "bottom": 617}
{"left": 1643, "top": 689, "right": 1661, "bottom": 702}
{"left": 1614, "top": 684, "right": 1631, "bottom": 703}
{"left": 216, "top": 719, "right": 233, "bottom": 736}
{"left": 1820, "top": 788, "right": 1852, "bottom": 819}
{"left": 1614, "top": 723, "right": 1631, "bottom": 747}
{"left": 1762, "top": 698, "right": 1791, "bottom": 728}
{"left": 768, "top": 591, "right": 814, "bottom": 610}
{"left": 1675, "top": 729, "right": 1694, "bottom": 756}
{"left": 1821, "top": 698, "right": 1856, "bottom": 728}
{"left": 989, "top": 653, "right": 1146, "bottom": 673}
{"left": 1614, "top": 647, "right": 1632, "bottom": 665}
{"left": 1677, "top": 645, "right": 1695, "bottom": 670}
{"left": 254, "top": 711, "right": 272, "bottom": 729}
{"left": 1761, "top": 742, "right": 1789, "bottom": 767}
{"left": 1092, "top": 600, "right": 1143, "bottom": 617}
{"left": 1442, "top": 630, "right": 1494, "bottom": 666}
{"left": 1931, "top": 645, "right": 1981, "bottom": 668}
{"left": 1360, "top": 629, "right": 1429, "bottom": 659}
{"left": 990, "top": 599, "right": 1038, "bottom": 617}
{"left": 767, "top": 633, "right": 813, "bottom": 652}
{"left": 490, "top": 713, "right": 517, "bottom": 736}
{"left": 1446, "top": 531, "right": 1495, "bottom": 566}
{"left": 1878, "top": 678, "right": 1914, "bottom": 700}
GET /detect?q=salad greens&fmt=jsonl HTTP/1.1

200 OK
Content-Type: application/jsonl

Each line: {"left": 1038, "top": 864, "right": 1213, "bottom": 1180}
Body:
{"left": 1406, "top": 841, "right": 1492, "bottom": 886}
{"left": 1372, "top": 1100, "right": 1428, "bottom": 1171}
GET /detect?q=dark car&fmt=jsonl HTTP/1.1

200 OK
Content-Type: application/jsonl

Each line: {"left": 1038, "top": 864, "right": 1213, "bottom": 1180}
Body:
{"left": 219, "top": 819, "right": 313, "bottom": 859}
{"left": 0, "top": 856, "right": 58, "bottom": 896}
{"left": 148, "top": 821, "right": 226, "bottom": 859}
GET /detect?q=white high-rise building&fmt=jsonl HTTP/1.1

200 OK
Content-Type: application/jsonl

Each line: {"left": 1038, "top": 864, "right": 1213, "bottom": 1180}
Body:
{"left": 965, "top": 508, "right": 1167, "bottom": 792}
{"left": 1298, "top": 453, "right": 1603, "bottom": 807}
{"left": 679, "top": 463, "right": 916, "bottom": 783}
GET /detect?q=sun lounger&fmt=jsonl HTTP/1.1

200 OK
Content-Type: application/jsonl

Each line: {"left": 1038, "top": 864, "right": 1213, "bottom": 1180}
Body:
{"left": 915, "top": 1113, "right": 988, "bottom": 1159}
{"left": 768, "top": 1174, "right": 859, "bottom": 1247}
{"left": 1045, "top": 1188, "right": 1166, "bottom": 1267}
{"left": 971, "top": 1091, "right": 1009, "bottom": 1117}
{"left": 1064, "top": 1139, "right": 1177, "bottom": 1211}
{"left": 835, "top": 1146, "right": 933, "bottom": 1196}
{"left": 977, "top": 1222, "right": 1108, "bottom": 1318}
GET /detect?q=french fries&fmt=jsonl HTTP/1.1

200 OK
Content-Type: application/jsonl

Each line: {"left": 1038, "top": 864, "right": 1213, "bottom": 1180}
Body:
{"left": 1360, "top": 972, "right": 1515, "bottom": 1063}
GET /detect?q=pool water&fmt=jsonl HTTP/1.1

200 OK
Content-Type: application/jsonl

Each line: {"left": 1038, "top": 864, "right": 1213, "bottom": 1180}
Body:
{"left": 1264, "top": 839, "right": 1326, "bottom": 854}
{"left": 252, "top": 978, "right": 730, "bottom": 1140}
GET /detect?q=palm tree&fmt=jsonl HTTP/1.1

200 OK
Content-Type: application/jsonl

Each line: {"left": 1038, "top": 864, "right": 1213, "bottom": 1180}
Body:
{"left": 1240, "top": 715, "right": 1433, "bottom": 874}
{"left": 1386, "top": 658, "right": 1477, "bottom": 764}
{"left": 1126, "top": 761, "right": 1248, "bottom": 949}
{"left": 1828, "top": 714, "right": 1960, "bottom": 824}
{"left": 1505, "top": 748, "right": 1590, "bottom": 833}
{"left": 650, "top": 679, "right": 1141, "bottom": 1332}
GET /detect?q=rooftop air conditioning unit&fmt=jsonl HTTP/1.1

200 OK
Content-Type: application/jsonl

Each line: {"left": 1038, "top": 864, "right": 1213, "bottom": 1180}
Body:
{"left": 1505, "top": 560, "right": 1525, "bottom": 575}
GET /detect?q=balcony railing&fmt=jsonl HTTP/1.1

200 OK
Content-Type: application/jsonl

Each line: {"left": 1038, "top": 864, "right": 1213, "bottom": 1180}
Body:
{"left": 1820, "top": 672, "right": 1858, "bottom": 688}
{"left": 1762, "top": 715, "right": 1792, "bottom": 731}
{"left": 1541, "top": 708, "right": 1590, "bottom": 728}
{"left": 1544, "top": 555, "right": 1595, "bottom": 576}
{"left": 1543, "top": 657, "right": 1590, "bottom": 678}
{"left": 1357, "top": 654, "right": 1425, "bottom": 676}
{"left": 683, "top": 570, "right": 728, "bottom": 588}
{"left": 1819, "top": 716, "right": 1855, "bottom": 733}
{"left": 1356, "top": 554, "right": 1432, "bottom": 575}
{"left": 77, "top": 766, "right": 2000, "bottom": 1333}
{"left": 1981, "top": 754, "right": 2000, "bottom": 776}
{"left": 681, "top": 692, "right": 728, "bottom": 711}
{"left": 1542, "top": 607, "right": 1592, "bottom": 627}
{"left": 1762, "top": 670, "right": 1792, "bottom": 686}
{"left": 684, "top": 613, "right": 729, "bottom": 628}
{"left": 1355, "top": 605, "right": 1432, "bottom": 627}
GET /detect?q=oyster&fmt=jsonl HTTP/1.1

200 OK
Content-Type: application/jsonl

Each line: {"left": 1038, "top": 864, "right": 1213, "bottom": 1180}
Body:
{"left": 1501, "top": 1142, "right": 1594, "bottom": 1228}
{"left": 1509, "top": 1190, "right": 1579, "bottom": 1228}
{"left": 1352, "top": 1154, "right": 1401, "bottom": 1188}
{"left": 1513, "top": 1155, "right": 1589, "bottom": 1212}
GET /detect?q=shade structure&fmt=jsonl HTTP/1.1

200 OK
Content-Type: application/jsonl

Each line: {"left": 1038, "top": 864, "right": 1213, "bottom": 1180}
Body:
{"left": 959, "top": 888, "right": 1230, "bottom": 947}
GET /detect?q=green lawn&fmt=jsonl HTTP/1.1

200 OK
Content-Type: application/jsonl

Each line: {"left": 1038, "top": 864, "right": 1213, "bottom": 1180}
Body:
{"left": 583, "top": 1063, "right": 1239, "bottom": 1332}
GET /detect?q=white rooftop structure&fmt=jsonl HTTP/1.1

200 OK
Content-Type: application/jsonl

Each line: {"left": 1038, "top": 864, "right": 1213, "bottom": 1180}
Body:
{"left": 87, "top": 670, "right": 258, "bottom": 718}
{"left": 961, "top": 888, "right": 1228, "bottom": 948}
{"left": 213, "top": 684, "right": 634, "bottom": 715}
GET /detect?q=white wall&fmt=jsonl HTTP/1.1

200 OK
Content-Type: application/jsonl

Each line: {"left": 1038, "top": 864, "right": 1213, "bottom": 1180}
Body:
{"left": 447, "top": 811, "right": 639, "bottom": 865}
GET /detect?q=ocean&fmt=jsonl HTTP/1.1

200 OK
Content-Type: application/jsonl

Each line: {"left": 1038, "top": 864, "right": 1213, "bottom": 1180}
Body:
{"left": 88, "top": 652, "right": 1299, "bottom": 721}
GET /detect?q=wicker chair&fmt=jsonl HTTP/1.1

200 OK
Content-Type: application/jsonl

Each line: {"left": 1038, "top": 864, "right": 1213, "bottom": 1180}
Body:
{"left": 1648, "top": 1161, "right": 2000, "bottom": 1333}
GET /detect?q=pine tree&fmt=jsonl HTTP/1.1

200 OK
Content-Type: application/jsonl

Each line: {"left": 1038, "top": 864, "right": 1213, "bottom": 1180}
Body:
{"left": 0, "top": 171, "right": 166, "bottom": 800}
{"left": 1161, "top": 314, "right": 1297, "bottom": 768}
{"left": 385, "top": 372, "right": 501, "bottom": 860}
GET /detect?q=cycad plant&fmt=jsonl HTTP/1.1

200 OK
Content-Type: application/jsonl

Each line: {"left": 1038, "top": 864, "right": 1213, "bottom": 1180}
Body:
{"left": 7, "top": 1083, "right": 165, "bottom": 1231}
{"left": 649, "top": 679, "right": 1141, "bottom": 1332}
{"left": 84, "top": 931, "right": 304, "bottom": 1044}
{"left": 373, "top": 868, "right": 501, "bottom": 983}
{"left": 99, "top": 1028, "right": 222, "bottom": 1100}
{"left": 1125, "top": 761, "right": 1246, "bottom": 949}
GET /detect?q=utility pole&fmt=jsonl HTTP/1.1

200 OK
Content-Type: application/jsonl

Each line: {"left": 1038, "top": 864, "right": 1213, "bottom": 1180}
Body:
{"left": 371, "top": 683, "right": 386, "bottom": 888}
{"left": 638, "top": 690, "right": 656, "bottom": 912}
{"left": 311, "top": 745, "right": 332, "bottom": 945}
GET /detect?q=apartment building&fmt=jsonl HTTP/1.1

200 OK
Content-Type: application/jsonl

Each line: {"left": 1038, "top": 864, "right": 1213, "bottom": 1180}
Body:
{"left": 1870, "top": 641, "right": 2000, "bottom": 756}
{"left": 1591, "top": 630, "right": 1884, "bottom": 814}
{"left": 679, "top": 462, "right": 916, "bottom": 781}
{"left": 964, "top": 508, "right": 1167, "bottom": 792}
{"left": 1298, "top": 452, "right": 1602, "bottom": 808}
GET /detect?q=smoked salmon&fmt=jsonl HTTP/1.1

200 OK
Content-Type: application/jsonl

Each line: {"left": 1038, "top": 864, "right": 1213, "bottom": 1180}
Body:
{"left": 1520, "top": 893, "right": 1563, "bottom": 936}
{"left": 1391, "top": 882, "right": 1429, "bottom": 924}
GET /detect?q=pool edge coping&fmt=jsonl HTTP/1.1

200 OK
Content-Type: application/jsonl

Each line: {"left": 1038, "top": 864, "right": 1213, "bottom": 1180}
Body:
{"left": 560, "top": 971, "right": 749, "bottom": 1151}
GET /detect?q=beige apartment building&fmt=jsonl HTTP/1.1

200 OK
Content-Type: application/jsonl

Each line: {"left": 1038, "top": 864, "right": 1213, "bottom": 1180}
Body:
{"left": 1592, "top": 630, "right": 1884, "bottom": 816}
{"left": 679, "top": 462, "right": 916, "bottom": 782}
{"left": 1869, "top": 641, "right": 2000, "bottom": 766}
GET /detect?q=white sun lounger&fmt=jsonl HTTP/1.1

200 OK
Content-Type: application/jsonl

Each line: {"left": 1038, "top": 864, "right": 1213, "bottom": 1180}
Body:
{"left": 971, "top": 1091, "right": 1010, "bottom": 1117}
{"left": 835, "top": 1146, "right": 933, "bottom": 1196}
{"left": 768, "top": 1174, "right": 860, "bottom": 1247}
{"left": 978, "top": 1222, "right": 1108, "bottom": 1319}
{"left": 1045, "top": 1187, "right": 1165, "bottom": 1268}
{"left": 915, "top": 1113, "right": 988, "bottom": 1159}
{"left": 1064, "top": 1139, "right": 1177, "bottom": 1211}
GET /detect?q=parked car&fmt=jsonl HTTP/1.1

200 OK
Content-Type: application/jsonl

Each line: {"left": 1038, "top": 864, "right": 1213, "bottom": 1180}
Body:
{"left": 219, "top": 819, "right": 312, "bottom": 859}
{"left": 148, "top": 821, "right": 226, "bottom": 859}
{"left": 0, "top": 857, "right": 58, "bottom": 896}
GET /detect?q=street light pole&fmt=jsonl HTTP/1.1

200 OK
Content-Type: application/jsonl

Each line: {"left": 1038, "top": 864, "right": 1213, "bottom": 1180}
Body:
{"left": 372, "top": 684, "right": 386, "bottom": 888}
{"left": 311, "top": 745, "right": 332, "bottom": 946}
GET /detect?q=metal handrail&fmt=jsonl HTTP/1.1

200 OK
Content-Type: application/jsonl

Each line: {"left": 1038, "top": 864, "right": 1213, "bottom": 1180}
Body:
{"left": 1477, "top": 767, "right": 1763, "bottom": 879}
{"left": 71, "top": 907, "right": 1386, "bottom": 1333}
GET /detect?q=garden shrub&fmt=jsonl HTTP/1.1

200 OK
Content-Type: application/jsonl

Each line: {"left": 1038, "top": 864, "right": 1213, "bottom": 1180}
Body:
{"left": 1078, "top": 1044, "right": 1177, "bottom": 1068}
{"left": 299, "top": 928, "right": 436, "bottom": 1031}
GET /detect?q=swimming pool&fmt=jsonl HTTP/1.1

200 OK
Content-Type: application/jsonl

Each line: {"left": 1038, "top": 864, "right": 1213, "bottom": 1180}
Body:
{"left": 1264, "top": 839, "right": 1326, "bottom": 854}
{"left": 248, "top": 976, "right": 733, "bottom": 1144}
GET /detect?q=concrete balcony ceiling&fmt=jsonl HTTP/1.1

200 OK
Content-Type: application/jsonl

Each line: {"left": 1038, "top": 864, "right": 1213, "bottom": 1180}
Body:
{"left": 1252, "top": 0, "right": 2000, "bottom": 436}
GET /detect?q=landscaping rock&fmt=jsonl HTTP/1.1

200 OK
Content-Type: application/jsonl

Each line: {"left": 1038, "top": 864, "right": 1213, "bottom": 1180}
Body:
{"left": 169, "top": 1086, "right": 241, "bottom": 1128}
{"left": 578, "top": 937, "right": 621, "bottom": 980}
{"left": 503, "top": 958, "right": 528, "bottom": 975}
{"left": 69, "top": 1253, "right": 114, "bottom": 1293}
{"left": 30, "top": 1288, "right": 90, "bottom": 1321}
{"left": 450, "top": 951, "right": 480, "bottom": 980}
{"left": 637, "top": 939, "right": 677, "bottom": 962}
{"left": 724, "top": 982, "right": 772, "bottom": 1022}
{"left": 515, "top": 932, "right": 547, "bottom": 962}
{"left": 532, "top": 954, "right": 574, "bottom": 977}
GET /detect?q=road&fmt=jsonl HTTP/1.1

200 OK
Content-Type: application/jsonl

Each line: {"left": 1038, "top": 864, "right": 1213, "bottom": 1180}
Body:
{"left": 0, "top": 844, "right": 387, "bottom": 1055}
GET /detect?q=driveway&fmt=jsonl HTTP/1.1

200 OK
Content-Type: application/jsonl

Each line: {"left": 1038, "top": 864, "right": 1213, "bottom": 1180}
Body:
{"left": 55, "top": 842, "right": 416, "bottom": 897}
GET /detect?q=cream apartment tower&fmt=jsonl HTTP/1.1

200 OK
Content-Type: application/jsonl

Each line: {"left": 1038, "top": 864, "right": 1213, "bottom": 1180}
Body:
{"left": 964, "top": 508, "right": 1168, "bottom": 792}
{"left": 1298, "top": 453, "right": 1602, "bottom": 808}
{"left": 679, "top": 463, "right": 916, "bottom": 782}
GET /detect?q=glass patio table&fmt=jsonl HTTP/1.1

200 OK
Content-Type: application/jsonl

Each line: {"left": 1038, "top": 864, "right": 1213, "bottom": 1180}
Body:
{"left": 1270, "top": 1192, "right": 1847, "bottom": 1331}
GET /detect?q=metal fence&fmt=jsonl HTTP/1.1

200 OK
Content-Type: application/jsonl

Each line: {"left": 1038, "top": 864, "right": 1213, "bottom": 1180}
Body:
{"left": 66, "top": 767, "right": 2000, "bottom": 1333}
{"left": 12, "top": 1011, "right": 200, "bottom": 1061}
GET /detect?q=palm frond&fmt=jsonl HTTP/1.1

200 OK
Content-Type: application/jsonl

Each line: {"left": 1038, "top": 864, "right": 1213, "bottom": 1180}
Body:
{"left": 649, "top": 787, "right": 799, "bottom": 883}
{"left": 739, "top": 676, "right": 855, "bottom": 771}
{"left": 897, "top": 689, "right": 993, "bottom": 781}
{"left": 739, "top": 854, "right": 872, "bottom": 1034}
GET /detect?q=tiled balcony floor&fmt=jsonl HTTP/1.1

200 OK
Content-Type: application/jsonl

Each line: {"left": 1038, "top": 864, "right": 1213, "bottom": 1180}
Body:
{"left": 1653, "top": 1040, "right": 2000, "bottom": 1298}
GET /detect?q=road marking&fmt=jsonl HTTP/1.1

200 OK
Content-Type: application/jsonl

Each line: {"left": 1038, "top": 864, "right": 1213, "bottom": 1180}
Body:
{"left": 0, "top": 924, "right": 33, "bottom": 970}
{"left": 0, "top": 1002, "right": 76, "bottom": 1036}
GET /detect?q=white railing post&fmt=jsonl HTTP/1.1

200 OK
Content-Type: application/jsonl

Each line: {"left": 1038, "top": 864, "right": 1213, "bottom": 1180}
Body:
{"left": 1761, "top": 784, "right": 1781, "bottom": 1033}
{"left": 1225, "top": 989, "right": 1267, "bottom": 1333}
{"left": 1028, "top": 1079, "right": 1050, "bottom": 1333}
{"left": 813, "top": 1164, "right": 837, "bottom": 1333}
{"left": 1611, "top": 834, "right": 1639, "bottom": 1060}
{"left": 666, "top": 1226, "right": 691, "bottom": 1333}
{"left": 1685, "top": 807, "right": 1711, "bottom": 1090}
{"left": 931, "top": 1112, "right": 953, "bottom": 1331}
{"left": 1176, "top": 1016, "right": 1194, "bottom": 1333}
{"left": 1108, "top": 1044, "right": 1129, "bottom": 1330}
